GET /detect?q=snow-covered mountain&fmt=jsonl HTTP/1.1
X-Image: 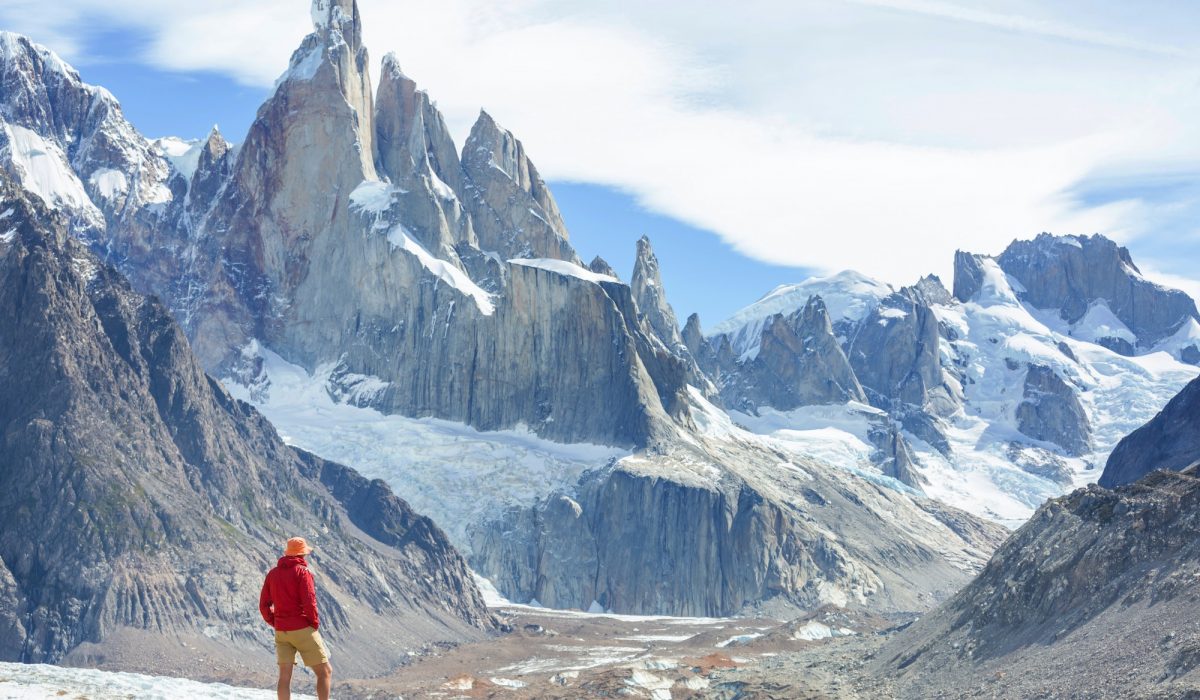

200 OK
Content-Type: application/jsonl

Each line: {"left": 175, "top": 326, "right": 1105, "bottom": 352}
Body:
{"left": 700, "top": 234, "right": 1199, "bottom": 525}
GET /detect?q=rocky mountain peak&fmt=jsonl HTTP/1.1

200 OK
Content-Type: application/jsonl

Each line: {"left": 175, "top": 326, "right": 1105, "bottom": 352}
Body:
{"left": 682, "top": 313, "right": 704, "bottom": 356}
{"left": 310, "top": 0, "right": 363, "bottom": 45}
{"left": 631, "top": 234, "right": 683, "bottom": 348}
{"left": 997, "top": 232, "right": 1199, "bottom": 349}
{"left": 201, "top": 125, "right": 228, "bottom": 160}
{"left": 283, "top": 0, "right": 376, "bottom": 180}
{"left": 0, "top": 173, "right": 493, "bottom": 670}
{"left": 460, "top": 109, "right": 576, "bottom": 261}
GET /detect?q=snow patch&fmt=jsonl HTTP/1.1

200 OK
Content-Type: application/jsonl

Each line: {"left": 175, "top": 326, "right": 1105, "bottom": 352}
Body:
{"left": 510, "top": 257, "right": 619, "bottom": 284}
{"left": 3, "top": 124, "right": 99, "bottom": 215}
{"left": 793, "top": 621, "right": 833, "bottom": 641}
{"left": 153, "top": 136, "right": 203, "bottom": 180}
{"left": 386, "top": 226, "right": 495, "bottom": 315}
{"left": 88, "top": 167, "right": 129, "bottom": 200}
{"left": 0, "top": 662, "right": 312, "bottom": 699}
{"left": 226, "top": 345, "right": 624, "bottom": 551}
{"left": 349, "top": 180, "right": 400, "bottom": 214}
{"left": 429, "top": 170, "right": 456, "bottom": 200}
{"left": 715, "top": 633, "right": 763, "bottom": 648}
{"left": 708, "top": 270, "right": 893, "bottom": 359}
{"left": 626, "top": 669, "right": 674, "bottom": 699}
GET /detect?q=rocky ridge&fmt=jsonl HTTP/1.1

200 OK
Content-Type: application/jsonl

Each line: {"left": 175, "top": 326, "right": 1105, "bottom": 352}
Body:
{"left": 870, "top": 463, "right": 1200, "bottom": 698}
{"left": 0, "top": 175, "right": 492, "bottom": 676}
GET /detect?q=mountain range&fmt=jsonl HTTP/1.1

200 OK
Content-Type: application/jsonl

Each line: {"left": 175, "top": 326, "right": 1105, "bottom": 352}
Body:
{"left": 1, "top": 0, "right": 1200, "bottom": 688}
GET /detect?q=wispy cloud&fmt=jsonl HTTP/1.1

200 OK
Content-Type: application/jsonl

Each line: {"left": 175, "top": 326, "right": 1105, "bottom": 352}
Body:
{"left": 1, "top": 0, "right": 1198, "bottom": 295}
{"left": 840, "top": 0, "right": 1188, "bottom": 57}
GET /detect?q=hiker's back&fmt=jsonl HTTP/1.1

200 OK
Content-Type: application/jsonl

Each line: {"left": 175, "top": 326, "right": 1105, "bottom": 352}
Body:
{"left": 263, "top": 555, "right": 317, "bottom": 631}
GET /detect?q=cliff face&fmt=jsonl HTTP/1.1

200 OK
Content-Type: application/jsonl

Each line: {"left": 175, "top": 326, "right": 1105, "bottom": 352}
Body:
{"left": 874, "top": 465, "right": 1200, "bottom": 698}
{"left": 470, "top": 401, "right": 1005, "bottom": 617}
{"left": 1101, "top": 375, "right": 1200, "bottom": 487}
{"left": 0, "top": 177, "right": 492, "bottom": 675}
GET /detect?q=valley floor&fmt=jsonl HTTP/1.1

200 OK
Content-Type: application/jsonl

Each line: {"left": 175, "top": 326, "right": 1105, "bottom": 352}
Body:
{"left": 9, "top": 601, "right": 1193, "bottom": 699}
{"left": 0, "top": 603, "right": 892, "bottom": 699}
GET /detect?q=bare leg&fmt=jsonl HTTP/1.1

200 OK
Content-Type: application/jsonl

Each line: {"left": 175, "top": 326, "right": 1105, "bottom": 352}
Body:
{"left": 277, "top": 663, "right": 294, "bottom": 700}
{"left": 313, "top": 662, "right": 332, "bottom": 700}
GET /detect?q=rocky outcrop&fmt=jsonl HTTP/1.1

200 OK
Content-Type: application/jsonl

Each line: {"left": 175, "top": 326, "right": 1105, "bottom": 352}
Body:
{"left": 869, "top": 422, "right": 927, "bottom": 490}
{"left": 998, "top": 233, "right": 1200, "bottom": 348}
{"left": 848, "top": 288, "right": 955, "bottom": 417}
{"left": 1101, "top": 375, "right": 1200, "bottom": 487}
{"left": 373, "top": 53, "right": 475, "bottom": 260}
{"left": 874, "top": 465, "right": 1200, "bottom": 699}
{"left": 1014, "top": 364, "right": 1091, "bottom": 456}
{"left": 0, "top": 177, "right": 491, "bottom": 673}
{"left": 588, "top": 255, "right": 618, "bottom": 279}
{"left": 472, "top": 431, "right": 1004, "bottom": 616}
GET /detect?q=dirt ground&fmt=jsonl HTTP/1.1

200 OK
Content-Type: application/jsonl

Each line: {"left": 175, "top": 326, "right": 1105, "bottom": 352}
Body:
{"left": 324, "top": 603, "right": 902, "bottom": 699}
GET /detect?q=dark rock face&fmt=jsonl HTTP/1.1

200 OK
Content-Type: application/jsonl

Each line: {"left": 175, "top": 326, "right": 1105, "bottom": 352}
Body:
{"left": 632, "top": 235, "right": 683, "bottom": 349}
{"left": 755, "top": 297, "right": 866, "bottom": 409}
{"left": 1014, "top": 364, "right": 1091, "bottom": 456}
{"left": 1101, "top": 376, "right": 1200, "bottom": 487}
{"left": 588, "top": 255, "right": 618, "bottom": 279}
{"left": 875, "top": 466, "right": 1200, "bottom": 698}
{"left": 0, "top": 178, "right": 491, "bottom": 672}
{"left": 952, "top": 250, "right": 988, "bottom": 302}
{"left": 868, "top": 423, "right": 927, "bottom": 490}
{"left": 997, "top": 233, "right": 1199, "bottom": 347}
{"left": 629, "top": 236, "right": 715, "bottom": 402}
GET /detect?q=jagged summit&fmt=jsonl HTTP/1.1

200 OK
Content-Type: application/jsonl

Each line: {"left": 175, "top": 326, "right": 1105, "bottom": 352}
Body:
{"left": 955, "top": 232, "right": 1200, "bottom": 359}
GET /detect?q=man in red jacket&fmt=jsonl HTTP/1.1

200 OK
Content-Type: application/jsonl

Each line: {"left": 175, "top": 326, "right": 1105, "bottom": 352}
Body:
{"left": 260, "top": 537, "right": 332, "bottom": 700}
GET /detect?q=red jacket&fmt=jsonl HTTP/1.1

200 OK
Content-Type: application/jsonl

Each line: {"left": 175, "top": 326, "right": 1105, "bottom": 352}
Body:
{"left": 259, "top": 555, "right": 320, "bottom": 631}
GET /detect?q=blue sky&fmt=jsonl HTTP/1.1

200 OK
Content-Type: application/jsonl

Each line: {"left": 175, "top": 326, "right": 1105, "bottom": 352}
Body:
{"left": 8, "top": 0, "right": 1200, "bottom": 314}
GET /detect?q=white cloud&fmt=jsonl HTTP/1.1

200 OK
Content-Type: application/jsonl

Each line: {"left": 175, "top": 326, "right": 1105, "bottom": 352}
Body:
{"left": 2, "top": 0, "right": 1200, "bottom": 291}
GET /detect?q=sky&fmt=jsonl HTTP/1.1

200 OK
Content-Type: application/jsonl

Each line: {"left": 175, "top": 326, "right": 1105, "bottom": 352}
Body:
{"left": 4, "top": 0, "right": 1200, "bottom": 324}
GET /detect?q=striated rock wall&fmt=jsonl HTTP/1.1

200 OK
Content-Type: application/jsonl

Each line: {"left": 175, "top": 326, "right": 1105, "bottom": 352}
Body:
{"left": 472, "top": 434, "right": 1005, "bottom": 617}
{"left": 874, "top": 466, "right": 1200, "bottom": 698}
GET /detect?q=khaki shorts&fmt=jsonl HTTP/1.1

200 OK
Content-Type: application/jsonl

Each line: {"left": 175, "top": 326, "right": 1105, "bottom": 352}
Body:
{"left": 275, "top": 626, "right": 330, "bottom": 667}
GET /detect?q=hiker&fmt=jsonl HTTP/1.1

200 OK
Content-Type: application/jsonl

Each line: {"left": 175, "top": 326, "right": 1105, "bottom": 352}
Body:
{"left": 260, "top": 537, "right": 333, "bottom": 700}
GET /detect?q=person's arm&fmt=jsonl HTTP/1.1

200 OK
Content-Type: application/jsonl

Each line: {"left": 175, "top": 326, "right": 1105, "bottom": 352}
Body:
{"left": 301, "top": 568, "right": 320, "bottom": 630}
{"left": 259, "top": 573, "right": 275, "bottom": 626}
